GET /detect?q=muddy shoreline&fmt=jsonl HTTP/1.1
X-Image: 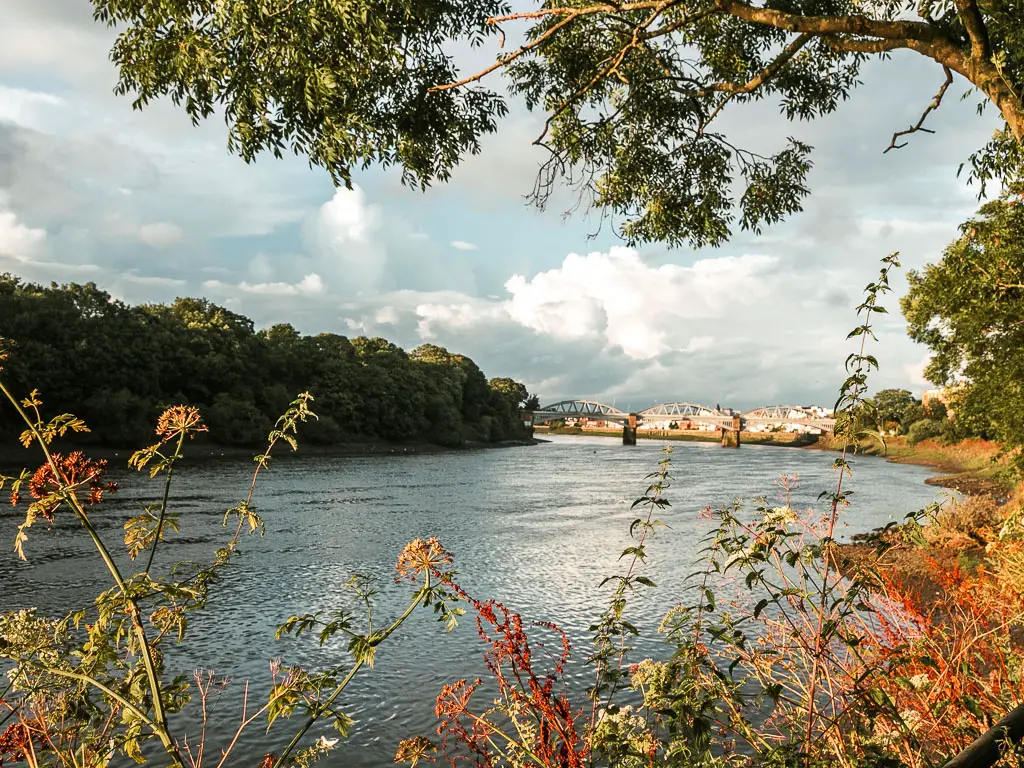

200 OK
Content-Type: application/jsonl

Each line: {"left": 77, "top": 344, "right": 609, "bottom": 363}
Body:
{"left": 828, "top": 437, "right": 1014, "bottom": 602}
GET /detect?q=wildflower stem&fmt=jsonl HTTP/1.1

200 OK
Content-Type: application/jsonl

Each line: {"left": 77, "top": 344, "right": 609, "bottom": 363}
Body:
{"left": 0, "top": 379, "right": 183, "bottom": 767}
{"left": 273, "top": 573, "right": 430, "bottom": 768}
{"left": 804, "top": 374, "right": 856, "bottom": 764}
{"left": 144, "top": 428, "right": 188, "bottom": 575}
{"left": 804, "top": 255, "right": 898, "bottom": 767}
{"left": 0, "top": 669, "right": 28, "bottom": 730}
{"left": 38, "top": 667, "right": 162, "bottom": 733}
{"left": 590, "top": 454, "right": 671, "bottom": 729}
{"left": 467, "top": 713, "right": 546, "bottom": 766}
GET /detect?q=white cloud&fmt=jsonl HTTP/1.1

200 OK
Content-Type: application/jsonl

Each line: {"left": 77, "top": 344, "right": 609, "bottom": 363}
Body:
{"left": 139, "top": 222, "right": 184, "bottom": 248}
{"left": 503, "top": 248, "right": 778, "bottom": 358}
{"left": 121, "top": 273, "right": 186, "bottom": 287}
{"left": 451, "top": 240, "right": 478, "bottom": 251}
{"left": 0, "top": 208, "right": 46, "bottom": 259}
{"left": 416, "top": 299, "right": 506, "bottom": 339}
{"left": 296, "top": 273, "right": 325, "bottom": 294}
{"left": 685, "top": 336, "right": 715, "bottom": 352}
{"left": 204, "top": 272, "right": 325, "bottom": 297}
{"left": 0, "top": 85, "right": 65, "bottom": 129}
{"left": 303, "top": 186, "right": 386, "bottom": 294}
{"left": 375, "top": 306, "right": 400, "bottom": 325}
{"left": 903, "top": 357, "right": 931, "bottom": 388}
{"left": 314, "top": 186, "right": 379, "bottom": 243}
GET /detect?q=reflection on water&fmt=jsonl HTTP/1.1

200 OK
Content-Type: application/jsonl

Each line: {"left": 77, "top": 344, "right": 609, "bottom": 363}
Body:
{"left": 0, "top": 436, "right": 948, "bottom": 765}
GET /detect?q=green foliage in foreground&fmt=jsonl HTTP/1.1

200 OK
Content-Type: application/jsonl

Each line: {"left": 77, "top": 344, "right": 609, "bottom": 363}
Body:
{"left": 0, "top": 274, "right": 536, "bottom": 448}
{"left": 902, "top": 188, "right": 1024, "bottom": 471}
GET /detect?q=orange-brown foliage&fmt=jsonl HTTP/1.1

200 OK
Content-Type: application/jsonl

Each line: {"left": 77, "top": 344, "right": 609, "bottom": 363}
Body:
{"left": 864, "top": 555, "right": 1022, "bottom": 764}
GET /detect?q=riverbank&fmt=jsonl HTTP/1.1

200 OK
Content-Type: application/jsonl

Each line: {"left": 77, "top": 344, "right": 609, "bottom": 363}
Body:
{"left": 808, "top": 434, "right": 1010, "bottom": 496}
{"left": 534, "top": 425, "right": 818, "bottom": 448}
{"left": 0, "top": 435, "right": 543, "bottom": 469}
{"left": 834, "top": 435, "right": 1021, "bottom": 606}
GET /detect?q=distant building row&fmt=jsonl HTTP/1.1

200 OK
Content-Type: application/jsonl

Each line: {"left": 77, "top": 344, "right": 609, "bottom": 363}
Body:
{"left": 561, "top": 404, "right": 835, "bottom": 435}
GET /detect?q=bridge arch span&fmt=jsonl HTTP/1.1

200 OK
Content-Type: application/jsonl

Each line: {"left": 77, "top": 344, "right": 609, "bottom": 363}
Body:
{"left": 742, "top": 405, "right": 813, "bottom": 420}
{"left": 533, "top": 399, "right": 628, "bottom": 422}
{"left": 640, "top": 402, "right": 721, "bottom": 419}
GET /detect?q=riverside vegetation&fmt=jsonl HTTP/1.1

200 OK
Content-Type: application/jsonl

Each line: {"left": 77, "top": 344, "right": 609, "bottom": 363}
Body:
{"left": 0, "top": 274, "right": 537, "bottom": 450}
{"left": 6, "top": 254, "right": 1024, "bottom": 768}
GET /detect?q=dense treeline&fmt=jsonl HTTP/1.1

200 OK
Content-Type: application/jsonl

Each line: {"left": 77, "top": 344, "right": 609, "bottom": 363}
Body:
{"left": 0, "top": 274, "right": 538, "bottom": 448}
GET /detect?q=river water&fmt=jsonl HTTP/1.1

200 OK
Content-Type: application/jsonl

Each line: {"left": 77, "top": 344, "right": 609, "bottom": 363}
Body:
{"left": 1, "top": 436, "right": 947, "bottom": 765}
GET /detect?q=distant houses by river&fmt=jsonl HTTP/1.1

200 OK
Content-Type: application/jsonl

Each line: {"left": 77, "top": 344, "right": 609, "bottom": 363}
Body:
{"left": 557, "top": 404, "right": 835, "bottom": 436}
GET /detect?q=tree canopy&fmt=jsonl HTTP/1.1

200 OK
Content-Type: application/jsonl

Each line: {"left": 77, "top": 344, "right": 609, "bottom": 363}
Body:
{"left": 0, "top": 274, "right": 538, "bottom": 448}
{"left": 91, "top": 0, "right": 1024, "bottom": 247}
{"left": 902, "top": 188, "right": 1024, "bottom": 467}
{"left": 871, "top": 388, "right": 916, "bottom": 428}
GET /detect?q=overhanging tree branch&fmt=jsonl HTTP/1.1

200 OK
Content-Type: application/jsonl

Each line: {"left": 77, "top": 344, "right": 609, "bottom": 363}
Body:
{"left": 953, "top": 0, "right": 991, "bottom": 61}
{"left": 431, "top": 9, "right": 584, "bottom": 92}
{"left": 718, "top": 0, "right": 941, "bottom": 43}
{"left": 433, "top": 1, "right": 702, "bottom": 93}
{"left": 708, "top": 34, "right": 813, "bottom": 96}
{"left": 885, "top": 65, "right": 954, "bottom": 153}
{"left": 821, "top": 36, "right": 913, "bottom": 55}
{"left": 431, "top": 0, "right": 1024, "bottom": 147}
{"left": 700, "top": 33, "right": 813, "bottom": 129}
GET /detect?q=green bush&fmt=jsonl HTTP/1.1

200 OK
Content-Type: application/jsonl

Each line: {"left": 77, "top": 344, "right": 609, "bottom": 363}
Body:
{"left": 907, "top": 417, "right": 944, "bottom": 446}
{"left": 206, "top": 394, "right": 268, "bottom": 446}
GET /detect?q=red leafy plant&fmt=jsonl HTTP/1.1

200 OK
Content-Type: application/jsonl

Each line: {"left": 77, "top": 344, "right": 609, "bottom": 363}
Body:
{"left": 394, "top": 534, "right": 586, "bottom": 767}
{"left": 397, "top": 589, "right": 586, "bottom": 768}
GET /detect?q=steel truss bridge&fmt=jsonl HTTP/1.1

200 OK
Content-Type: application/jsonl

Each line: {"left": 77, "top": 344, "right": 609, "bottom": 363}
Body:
{"left": 531, "top": 400, "right": 836, "bottom": 432}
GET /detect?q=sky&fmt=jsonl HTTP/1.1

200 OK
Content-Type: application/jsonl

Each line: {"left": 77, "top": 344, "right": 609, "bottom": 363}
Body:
{"left": 0, "top": 1, "right": 1004, "bottom": 411}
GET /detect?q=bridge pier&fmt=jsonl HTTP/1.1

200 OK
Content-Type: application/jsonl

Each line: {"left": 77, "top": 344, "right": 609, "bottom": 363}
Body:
{"left": 521, "top": 410, "right": 535, "bottom": 440}
{"left": 622, "top": 413, "right": 638, "bottom": 446}
{"left": 721, "top": 415, "right": 742, "bottom": 448}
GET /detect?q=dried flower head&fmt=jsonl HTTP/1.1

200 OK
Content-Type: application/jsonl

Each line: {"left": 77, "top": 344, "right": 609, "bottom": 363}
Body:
{"left": 24, "top": 452, "right": 117, "bottom": 521}
{"left": 0, "top": 719, "right": 43, "bottom": 763}
{"left": 396, "top": 537, "right": 453, "bottom": 581}
{"left": 434, "top": 679, "right": 478, "bottom": 720}
{"left": 155, "top": 405, "right": 207, "bottom": 442}
{"left": 394, "top": 735, "right": 438, "bottom": 766}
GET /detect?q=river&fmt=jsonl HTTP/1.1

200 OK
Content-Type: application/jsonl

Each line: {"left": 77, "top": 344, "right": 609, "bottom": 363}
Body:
{"left": 1, "top": 435, "right": 948, "bottom": 765}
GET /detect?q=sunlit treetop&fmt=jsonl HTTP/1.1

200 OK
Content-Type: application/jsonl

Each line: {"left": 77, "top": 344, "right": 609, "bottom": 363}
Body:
{"left": 902, "top": 186, "right": 1024, "bottom": 468}
{"left": 92, "top": 0, "right": 1024, "bottom": 248}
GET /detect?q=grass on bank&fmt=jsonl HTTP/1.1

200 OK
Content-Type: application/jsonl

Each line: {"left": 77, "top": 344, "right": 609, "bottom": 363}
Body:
{"left": 816, "top": 434, "right": 1012, "bottom": 496}
{"left": 839, "top": 435, "right": 1024, "bottom": 622}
